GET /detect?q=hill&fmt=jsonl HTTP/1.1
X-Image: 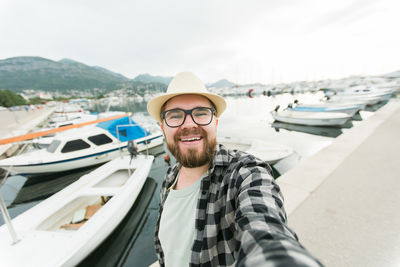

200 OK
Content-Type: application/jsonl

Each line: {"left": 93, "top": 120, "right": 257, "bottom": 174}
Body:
{"left": 0, "top": 56, "right": 130, "bottom": 92}
{"left": 0, "top": 56, "right": 239, "bottom": 96}
{"left": 132, "top": 73, "right": 173, "bottom": 85}
{"left": 207, "top": 79, "right": 236, "bottom": 88}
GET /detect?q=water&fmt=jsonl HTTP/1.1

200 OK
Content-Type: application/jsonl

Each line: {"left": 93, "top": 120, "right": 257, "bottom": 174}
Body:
{"left": 0, "top": 92, "right": 386, "bottom": 266}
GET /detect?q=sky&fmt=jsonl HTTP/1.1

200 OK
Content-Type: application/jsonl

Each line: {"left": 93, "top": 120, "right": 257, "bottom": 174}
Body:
{"left": 1, "top": 0, "right": 400, "bottom": 85}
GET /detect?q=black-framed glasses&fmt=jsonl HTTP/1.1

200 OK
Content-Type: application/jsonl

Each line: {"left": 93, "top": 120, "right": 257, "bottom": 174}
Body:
{"left": 161, "top": 107, "right": 216, "bottom": 128}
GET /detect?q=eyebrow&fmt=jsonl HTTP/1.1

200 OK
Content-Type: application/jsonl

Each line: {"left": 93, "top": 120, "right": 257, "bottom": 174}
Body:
{"left": 161, "top": 100, "right": 216, "bottom": 112}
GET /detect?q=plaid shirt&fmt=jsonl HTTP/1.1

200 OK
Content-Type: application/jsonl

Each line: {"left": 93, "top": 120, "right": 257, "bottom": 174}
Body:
{"left": 155, "top": 144, "right": 322, "bottom": 266}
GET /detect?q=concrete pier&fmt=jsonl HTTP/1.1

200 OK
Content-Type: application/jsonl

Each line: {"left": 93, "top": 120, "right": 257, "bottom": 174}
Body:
{"left": 278, "top": 99, "right": 400, "bottom": 266}
{"left": 0, "top": 107, "right": 54, "bottom": 158}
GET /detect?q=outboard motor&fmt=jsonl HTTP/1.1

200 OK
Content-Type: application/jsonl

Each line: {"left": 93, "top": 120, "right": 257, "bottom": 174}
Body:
{"left": 127, "top": 140, "right": 138, "bottom": 161}
{"left": 274, "top": 105, "right": 280, "bottom": 112}
{"left": 294, "top": 99, "right": 298, "bottom": 104}
{"left": 287, "top": 103, "right": 293, "bottom": 109}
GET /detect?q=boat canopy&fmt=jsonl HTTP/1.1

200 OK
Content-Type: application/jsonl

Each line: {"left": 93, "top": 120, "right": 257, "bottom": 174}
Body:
{"left": 96, "top": 117, "right": 150, "bottom": 142}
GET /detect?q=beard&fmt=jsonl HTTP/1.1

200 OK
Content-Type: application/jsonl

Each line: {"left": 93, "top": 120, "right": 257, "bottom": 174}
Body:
{"left": 167, "top": 127, "right": 216, "bottom": 168}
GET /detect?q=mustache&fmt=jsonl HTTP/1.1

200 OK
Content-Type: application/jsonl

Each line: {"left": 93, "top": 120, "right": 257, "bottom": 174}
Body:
{"left": 174, "top": 127, "right": 204, "bottom": 141}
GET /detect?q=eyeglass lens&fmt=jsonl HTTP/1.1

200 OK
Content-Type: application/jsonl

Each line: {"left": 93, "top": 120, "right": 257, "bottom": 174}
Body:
{"left": 164, "top": 107, "right": 213, "bottom": 127}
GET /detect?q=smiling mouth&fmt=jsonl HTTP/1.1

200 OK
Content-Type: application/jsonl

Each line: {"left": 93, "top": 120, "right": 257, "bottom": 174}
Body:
{"left": 179, "top": 136, "right": 202, "bottom": 142}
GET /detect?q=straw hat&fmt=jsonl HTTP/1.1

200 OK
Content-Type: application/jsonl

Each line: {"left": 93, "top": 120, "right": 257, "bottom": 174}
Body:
{"left": 147, "top": 72, "right": 227, "bottom": 123}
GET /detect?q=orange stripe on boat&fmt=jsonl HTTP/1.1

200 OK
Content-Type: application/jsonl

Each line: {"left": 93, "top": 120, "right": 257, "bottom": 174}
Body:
{"left": 0, "top": 113, "right": 130, "bottom": 145}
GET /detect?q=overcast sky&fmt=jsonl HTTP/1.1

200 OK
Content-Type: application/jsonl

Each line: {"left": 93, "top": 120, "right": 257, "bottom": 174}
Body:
{"left": 1, "top": 0, "right": 399, "bottom": 84}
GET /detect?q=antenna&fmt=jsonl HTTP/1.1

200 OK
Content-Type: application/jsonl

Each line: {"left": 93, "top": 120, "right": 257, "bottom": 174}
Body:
{"left": 0, "top": 194, "right": 19, "bottom": 244}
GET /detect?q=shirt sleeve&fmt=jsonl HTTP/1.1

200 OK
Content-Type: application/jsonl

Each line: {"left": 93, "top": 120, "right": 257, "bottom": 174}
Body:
{"left": 233, "top": 161, "right": 323, "bottom": 267}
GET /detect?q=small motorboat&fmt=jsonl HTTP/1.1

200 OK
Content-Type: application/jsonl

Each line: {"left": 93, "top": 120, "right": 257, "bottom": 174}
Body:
{"left": 323, "top": 87, "right": 394, "bottom": 106}
{"left": 290, "top": 101, "right": 362, "bottom": 116}
{"left": 0, "top": 116, "right": 163, "bottom": 175}
{"left": 217, "top": 136, "right": 294, "bottom": 165}
{"left": 326, "top": 93, "right": 392, "bottom": 106}
{"left": 0, "top": 154, "right": 154, "bottom": 267}
{"left": 271, "top": 106, "right": 352, "bottom": 127}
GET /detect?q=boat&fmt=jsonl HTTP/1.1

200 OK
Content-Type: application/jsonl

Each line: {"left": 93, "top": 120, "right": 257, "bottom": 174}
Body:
{"left": 271, "top": 106, "right": 352, "bottom": 127}
{"left": 290, "top": 101, "right": 362, "bottom": 116}
{"left": 33, "top": 112, "right": 129, "bottom": 148}
{"left": 0, "top": 116, "right": 164, "bottom": 175}
{"left": 48, "top": 111, "right": 126, "bottom": 128}
{"left": 0, "top": 153, "right": 154, "bottom": 267}
{"left": 217, "top": 136, "right": 294, "bottom": 165}
{"left": 326, "top": 93, "right": 392, "bottom": 106}
{"left": 323, "top": 87, "right": 394, "bottom": 106}
{"left": 312, "top": 99, "right": 368, "bottom": 110}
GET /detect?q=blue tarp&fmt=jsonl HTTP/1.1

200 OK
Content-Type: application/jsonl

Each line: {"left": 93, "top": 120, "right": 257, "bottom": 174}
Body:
{"left": 96, "top": 116, "right": 150, "bottom": 142}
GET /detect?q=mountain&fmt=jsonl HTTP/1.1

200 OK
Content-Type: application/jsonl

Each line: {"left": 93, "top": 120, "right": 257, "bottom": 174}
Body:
{"left": 0, "top": 56, "right": 130, "bottom": 92}
{"left": 132, "top": 73, "right": 173, "bottom": 85}
{"left": 207, "top": 79, "right": 236, "bottom": 88}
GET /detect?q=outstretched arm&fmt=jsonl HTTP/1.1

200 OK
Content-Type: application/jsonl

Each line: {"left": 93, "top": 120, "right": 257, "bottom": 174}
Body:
{"left": 234, "top": 164, "right": 322, "bottom": 266}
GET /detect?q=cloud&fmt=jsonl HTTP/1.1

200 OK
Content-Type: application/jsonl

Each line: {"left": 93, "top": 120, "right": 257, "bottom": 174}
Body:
{"left": 1, "top": 0, "right": 399, "bottom": 84}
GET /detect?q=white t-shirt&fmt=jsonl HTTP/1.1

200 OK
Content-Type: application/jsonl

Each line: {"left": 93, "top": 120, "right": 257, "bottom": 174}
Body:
{"left": 159, "top": 172, "right": 206, "bottom": 267}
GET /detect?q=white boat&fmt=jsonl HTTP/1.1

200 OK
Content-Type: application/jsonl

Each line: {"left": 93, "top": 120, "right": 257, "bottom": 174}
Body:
{"left": 326, "top": 93, "right": 392, "bottom": 106}
{"left": 290, "top": 103, "right": 361, "bottom": 116}
{"left": 322, "top": 86, "right": 394, "bottom": 97}
{"left": 35, "top": 112, "right": 128, "bottom": 148}
{"left": 0, "top": 116, "right": 164, "bottom": 175}
{"left": 271, "top": 107, "right": 352, "bottom": 127}
{"left": 48, "top": 111, "right": 126, "bottom": 128}
{"left": 323, "top": 87, "right": 394, "bottom": 106}
{"left": 217, "top": 136, "right": 294, "bottom": 165}
{"left": 0, "top": 154, "right": 154, "bottom": 267}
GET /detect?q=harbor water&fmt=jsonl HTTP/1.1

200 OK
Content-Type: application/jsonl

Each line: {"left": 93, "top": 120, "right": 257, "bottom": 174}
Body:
{"left": 0, "top": 91, "right": 390, "bottom": 266}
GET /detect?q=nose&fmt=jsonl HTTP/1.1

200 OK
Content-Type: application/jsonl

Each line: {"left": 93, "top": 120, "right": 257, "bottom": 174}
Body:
{"left": 181, "top": 113, "right": 197, "bottom": 128}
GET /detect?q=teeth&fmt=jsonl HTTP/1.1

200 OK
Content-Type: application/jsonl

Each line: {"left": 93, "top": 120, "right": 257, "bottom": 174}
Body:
{"left": 181, "top": 137, "right": 201, "bottom": 142}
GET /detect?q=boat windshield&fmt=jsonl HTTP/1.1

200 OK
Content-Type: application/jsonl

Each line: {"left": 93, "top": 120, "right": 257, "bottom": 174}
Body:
{"left": 61, "top": 139, "right": 91, "bottom": 153}
{"left": 47, "top": 139, "right": 61, "bottom": 153}
{"left": 88, "top": 134, "right": 113, "bottom": 146}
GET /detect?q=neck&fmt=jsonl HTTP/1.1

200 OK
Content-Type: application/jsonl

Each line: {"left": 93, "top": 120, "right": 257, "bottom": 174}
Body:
{"left": 175, "top": 163, "right": 209, "bottom": 190}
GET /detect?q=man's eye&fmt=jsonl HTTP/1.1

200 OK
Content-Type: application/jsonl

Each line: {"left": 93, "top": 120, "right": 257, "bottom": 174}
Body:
{"left": 167, "top": 112, "right": 183, "bottom": 120}
{"left": 193, "top": 108, "right": 210, "bottom": 117}
{"left": 194, "top": 111, "right": 208, "bottom": 117}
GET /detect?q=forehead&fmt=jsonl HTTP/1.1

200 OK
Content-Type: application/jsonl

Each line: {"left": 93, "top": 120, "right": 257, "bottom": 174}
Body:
{"left": 164, "top": 94, "right": 212, "bottom": 110}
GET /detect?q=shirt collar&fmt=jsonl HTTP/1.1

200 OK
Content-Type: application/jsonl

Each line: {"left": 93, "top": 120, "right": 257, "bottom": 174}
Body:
{"left": 212, "top": 144, "right": 231, "bottom": 167}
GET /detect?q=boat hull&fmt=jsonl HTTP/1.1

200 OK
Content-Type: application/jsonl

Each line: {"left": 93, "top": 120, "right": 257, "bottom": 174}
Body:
{"left": 0, "top": 133, "right": 163, "bottom": 175}
{"left": 271, "top": 111, "right": 351, "bottom": 126}
{"left": 0, "top": 155, "right": 154, "bottom": 267}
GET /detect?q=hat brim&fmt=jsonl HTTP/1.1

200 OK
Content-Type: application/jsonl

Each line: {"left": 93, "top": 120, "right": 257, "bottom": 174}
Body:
{"left": 147, "top": 91, "right": 227, "bottom": 123}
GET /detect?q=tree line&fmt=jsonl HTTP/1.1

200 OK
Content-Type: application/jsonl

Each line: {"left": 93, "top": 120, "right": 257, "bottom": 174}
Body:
{"left": 0, "top": 89, "right": 28, "bottom": 107}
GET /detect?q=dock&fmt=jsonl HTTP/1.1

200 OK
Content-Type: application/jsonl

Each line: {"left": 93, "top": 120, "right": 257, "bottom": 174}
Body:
{"left": 0, "top": 107, "right": 54, "bottom": 158}
{"left": 278, "top": 99, "right": 400, "bottom": 266}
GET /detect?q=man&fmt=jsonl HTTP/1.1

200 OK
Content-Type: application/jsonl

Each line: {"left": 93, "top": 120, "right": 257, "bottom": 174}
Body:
{"left": 147, "top": 72, "right": 321, "bottom": 267}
